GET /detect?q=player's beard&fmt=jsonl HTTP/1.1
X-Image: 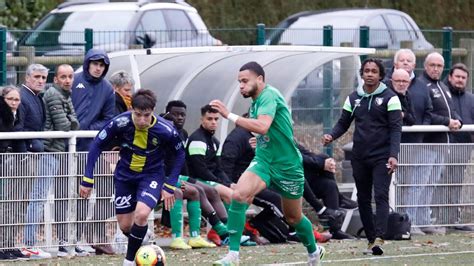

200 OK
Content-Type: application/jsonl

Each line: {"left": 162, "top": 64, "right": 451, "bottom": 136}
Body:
{"left": 242, "top": 83, "right": 258, "bottom": 98}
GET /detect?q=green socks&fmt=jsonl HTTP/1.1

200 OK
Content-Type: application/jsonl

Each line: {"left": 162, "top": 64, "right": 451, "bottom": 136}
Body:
{"left": 227, "top": 200, "right": 248, "bottom": 252}
{"left": 170, "top": 199, "right": 183, "bottom": 238}
{"left": 170, "top": 199, "right": 202, "bottom": 238}
{"left": 213, "top": 221, "right": 229, "bottom": 237}
{"left": 187, "top": 200, "right": 201, "bottom": 238}
{"left": 294, "top": 215, "right": 317, "bottom": 254}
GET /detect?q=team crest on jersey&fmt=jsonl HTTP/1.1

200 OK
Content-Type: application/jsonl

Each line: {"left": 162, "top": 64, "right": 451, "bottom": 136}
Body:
{"left": 98, "top": 130, "right": 107, "bottom": 140}
{"left": 152, "top": 138, "right": 158, "bottom": 146}
{"left": 354, "top": 99, "right": 361, "bottom": 107}
{"left": 116, "top": 116, "right": 130, "bottom": 127}
{"left": 431, "top": 88, "right": 441, "bottom": 98}
{"left": 375, "top": 97, "right": 384, "bottom": 106}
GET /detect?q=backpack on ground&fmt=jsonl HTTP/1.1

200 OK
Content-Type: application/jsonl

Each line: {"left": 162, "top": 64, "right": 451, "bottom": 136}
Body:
{"left": 356, "top": 211, "right": 411, "bottom": 240}
{"left": 249, "top": 208, "right": 289, "bottom": 243}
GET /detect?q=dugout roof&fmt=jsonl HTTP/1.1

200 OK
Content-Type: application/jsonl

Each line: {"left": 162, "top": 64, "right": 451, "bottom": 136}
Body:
{"left": 105, "top": 46, "right": 374, "bottom": 140}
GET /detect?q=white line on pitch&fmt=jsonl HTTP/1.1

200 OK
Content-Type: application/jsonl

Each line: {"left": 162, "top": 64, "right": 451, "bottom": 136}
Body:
{"left": 260, "top": 250, "right": 474, "bottom": 265}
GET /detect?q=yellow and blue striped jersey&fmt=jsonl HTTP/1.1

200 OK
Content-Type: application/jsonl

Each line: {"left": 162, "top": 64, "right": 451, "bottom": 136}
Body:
{"left": 82, "top": 111, "right": 185, "bottom": 192}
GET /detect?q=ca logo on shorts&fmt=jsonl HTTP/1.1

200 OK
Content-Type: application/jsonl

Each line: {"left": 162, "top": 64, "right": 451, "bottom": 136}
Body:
{"left": 115, "top": 195, "right": 132, "bottom": 209}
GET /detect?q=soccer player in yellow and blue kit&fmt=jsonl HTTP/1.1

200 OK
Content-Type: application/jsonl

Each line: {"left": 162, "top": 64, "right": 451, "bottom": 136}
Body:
{"left": 210, "top": 62, "right": 325, "bottom": 265}
{"left": 79, "top": 89, "right": 185, "bottom": 265}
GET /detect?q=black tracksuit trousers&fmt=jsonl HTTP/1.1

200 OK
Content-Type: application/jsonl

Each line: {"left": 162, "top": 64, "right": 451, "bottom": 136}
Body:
{"left": 352, "top": 157, "right": 391, "bottom": 242}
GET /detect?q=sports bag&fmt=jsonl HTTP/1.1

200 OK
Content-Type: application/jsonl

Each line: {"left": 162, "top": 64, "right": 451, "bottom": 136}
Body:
{"left": 249, "top": 208, "right": 289, "bottom": 243}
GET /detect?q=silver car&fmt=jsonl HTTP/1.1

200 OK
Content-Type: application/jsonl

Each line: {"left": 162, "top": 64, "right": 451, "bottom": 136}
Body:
{"left": 18, "top": 1, "right": 221, "bottom": 56}
{"left": 266, "top": 8, "right": 433, "bottom": 50}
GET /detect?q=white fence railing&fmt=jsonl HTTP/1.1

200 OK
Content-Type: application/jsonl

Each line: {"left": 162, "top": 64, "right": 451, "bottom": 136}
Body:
{"left": 0, "top": 125, "right": 473, "bottom": 251}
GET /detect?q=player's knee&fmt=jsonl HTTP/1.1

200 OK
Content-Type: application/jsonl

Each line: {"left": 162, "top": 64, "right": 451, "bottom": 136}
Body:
{"left": 231, "top": 189, "right": 250, "bottom": 203}
{"left": 119, "top": 223, "right": 132, "bottom": 233}
{"left": 284, "top": 213, "right": 302, "bottom": 226}
{"left": 195, "top": 185, "right": 206, "bottom": 197}
{"left": 174, "top": 188, "right": 183, "bottom": 200}
{"left": 184, "top": 186, "right": 199, "bottom": 201}
{"left": 134, "top": 209, "right": 150, "bottom": 225}
{"left": 206, "top": 186, "right": 220, "bottom": 201}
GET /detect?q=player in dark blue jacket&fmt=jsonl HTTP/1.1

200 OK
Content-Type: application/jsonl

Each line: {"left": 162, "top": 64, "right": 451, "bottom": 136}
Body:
{"left": 79, "top": 89, "right": 185, "bottom": 265}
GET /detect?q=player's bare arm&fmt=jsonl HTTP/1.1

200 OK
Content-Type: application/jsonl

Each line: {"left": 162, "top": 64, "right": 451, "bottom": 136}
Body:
{"left": 209, "top": 99, "right": 273, "bottom": 135}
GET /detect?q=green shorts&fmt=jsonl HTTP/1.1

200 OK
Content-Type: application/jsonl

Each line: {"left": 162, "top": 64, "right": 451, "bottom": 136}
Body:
{"left": 195, "top": 178, "right": 219, "bottom": 187}
{"left": 175, "top": 175, "right": 189, "bottom": 187}
{"left": 178, "top": 175, "right": 220, "bottom": 187}
{"left": 246, "top": 158, "right": 304, "bottom": 199}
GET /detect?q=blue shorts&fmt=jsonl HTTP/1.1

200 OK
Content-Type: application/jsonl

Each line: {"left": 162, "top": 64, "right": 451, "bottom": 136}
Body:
{"left": 114, "top": 176, "right": 164, "bottom": 214}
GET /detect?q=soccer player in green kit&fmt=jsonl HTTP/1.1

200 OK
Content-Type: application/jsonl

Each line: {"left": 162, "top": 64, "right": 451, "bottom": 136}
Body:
{"left": 210, "top": 62, "right": 325, "bottom": 266}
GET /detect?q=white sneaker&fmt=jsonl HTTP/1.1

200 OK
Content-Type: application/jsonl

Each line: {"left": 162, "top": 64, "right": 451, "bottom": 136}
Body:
{"left": 74, "top": 246, "right": 90, "bottom": 257}
{"left": 308, "top": 245, "right": 326, "bottom": 266}
{"left": 123, "top": 259, "right": 136, "bottom": 266}
{"left": 142, "top": 229, "right": 154, "bottom": 245}
{"left": 213, "top": 252, "right": 239, "bottom": 266}
{"left": 21, "top": 247, "right": 52, "bottom": 259}
{"left": 76, "top": 242, "right": 96, "bottom": 253}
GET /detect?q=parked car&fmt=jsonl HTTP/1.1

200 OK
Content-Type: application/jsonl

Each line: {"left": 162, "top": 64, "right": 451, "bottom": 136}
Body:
{"left": 17, "top": 0, "right": 221, "bottom": 56}
{"left": 2, "top": 26, "right": 17, "bottom": 85}
{"left": 266, "top": 8, "right": 433, "bottom": 50}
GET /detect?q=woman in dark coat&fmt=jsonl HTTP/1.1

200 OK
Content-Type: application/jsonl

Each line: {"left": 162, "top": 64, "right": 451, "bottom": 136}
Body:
{"left": 0, "top": 86, "right": 24, "bottom": 152}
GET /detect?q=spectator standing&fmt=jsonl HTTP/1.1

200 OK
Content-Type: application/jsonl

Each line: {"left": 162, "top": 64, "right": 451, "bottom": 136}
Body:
{"left": 417, "top": 52, "right": 462, "bottom": 235}
{"left": 446, "top": 63, "right": 473, "bottom": 143}
{"left": 385, "top": 49, "right": 432, "bottom": 143}
{"left": 0, "top": 86, "right": 28, "bottom": 260}
{"left": 390, "top": 69, "right": 416, "bottom": 128}
{"left": 72, "top": 48, "right": 115, "bottom": 151}
{"left": 41, "top": 64, "right": 81, "bottom": 257}
{"left": 323, "top": 58, "right": 402, "bottom": 255}
{"left": 71, "top": 49, "right": 115, "bottom": 254}
{"left": 109, "top": 70, "right": 134, "bottom": 115}
{"left": 419, "top": 52, "right": 462, "bottom": 143}
{"left": 445, "top": 63, "right": 474, "bottom": 231}
{"left": 19, "top": 64, "right": 53, "bottom": 259}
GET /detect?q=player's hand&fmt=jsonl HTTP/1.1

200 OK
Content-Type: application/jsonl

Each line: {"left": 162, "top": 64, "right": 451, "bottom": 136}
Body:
{"left": 387, "top": 157, "right": 398, "bottom": 175}
{"left": 209, "top": 99, "right": 229, "bottom": 118}
{"left": 79, "top": 185, "right": 93, "bottom": 199}
{"left": 322, "top": 134, "right": 333, "bottom": 146}
{"left": 324, "top": 158, "right": 336, "bottom": 173}
{"left": 249, "top": 137, "right": 257, "bottom": 149}
{"left": 161, "top": 190, "right": 175, "bottom": 211}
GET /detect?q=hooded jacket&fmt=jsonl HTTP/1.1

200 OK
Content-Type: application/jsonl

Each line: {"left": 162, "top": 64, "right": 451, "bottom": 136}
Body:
{"left": 418, "top": 71, "right": 462, "bottom": 143}
{"left": 72, "top": 49, "right": 115, "bottom": 151}
{"left": 330, "top": 82, "right": 402, "bottom": 160}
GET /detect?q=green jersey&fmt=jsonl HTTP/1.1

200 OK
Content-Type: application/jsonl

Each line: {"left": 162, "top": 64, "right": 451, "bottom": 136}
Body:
{"left": 249, "top": 85, "right": 302, "bottom": 169}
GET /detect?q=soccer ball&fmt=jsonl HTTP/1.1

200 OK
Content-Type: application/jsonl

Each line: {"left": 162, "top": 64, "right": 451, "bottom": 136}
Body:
{"left": 135, "top": 245, "right": 166, "bottom": 266}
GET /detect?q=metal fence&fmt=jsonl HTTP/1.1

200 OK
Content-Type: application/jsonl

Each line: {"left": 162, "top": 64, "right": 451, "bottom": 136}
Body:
{"left": 395, "top": 143, "right": 474, "bottom": 228}
{"left": 1, "top": 26, "right": 474, "bottom": 86}
{"left": 0, "top": 151, "right": 130, "bottom": 252}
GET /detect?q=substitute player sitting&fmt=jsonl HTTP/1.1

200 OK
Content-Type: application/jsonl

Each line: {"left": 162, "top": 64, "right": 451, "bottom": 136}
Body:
{"left": 210, "top": 61, "right": 325, "bottom": 265}
{"left": 79, "top": 89, "right": 185, "bottom": 266}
